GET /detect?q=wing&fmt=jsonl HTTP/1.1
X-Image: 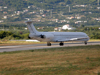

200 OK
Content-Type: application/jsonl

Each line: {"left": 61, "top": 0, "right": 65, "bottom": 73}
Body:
{"left": 54, "top": 37, "right": 89, "bottom": 42}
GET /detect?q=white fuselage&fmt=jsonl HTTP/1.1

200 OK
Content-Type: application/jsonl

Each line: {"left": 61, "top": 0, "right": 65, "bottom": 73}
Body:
{"left": 29, "top": 32, "right": 89, "bottom": 42}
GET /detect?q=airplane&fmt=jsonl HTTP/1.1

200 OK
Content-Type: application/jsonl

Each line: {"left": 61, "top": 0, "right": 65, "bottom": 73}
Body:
{"left": 25, "top": 20, "right": 89, "bottom": 46}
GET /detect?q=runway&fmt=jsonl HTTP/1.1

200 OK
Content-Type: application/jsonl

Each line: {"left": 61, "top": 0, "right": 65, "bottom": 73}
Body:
{"left": 0, "top": 41, "right": 100, "bottom": 52}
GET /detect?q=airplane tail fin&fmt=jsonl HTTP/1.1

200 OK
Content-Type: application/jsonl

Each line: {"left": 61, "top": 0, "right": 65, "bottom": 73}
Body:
{"left": 25, "top": 20, "right": 38, "bottom": 33}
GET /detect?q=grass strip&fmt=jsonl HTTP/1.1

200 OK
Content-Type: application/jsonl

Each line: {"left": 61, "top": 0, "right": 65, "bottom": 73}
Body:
{"left": 0, "top": 45, "right": 100, "bottom": 75}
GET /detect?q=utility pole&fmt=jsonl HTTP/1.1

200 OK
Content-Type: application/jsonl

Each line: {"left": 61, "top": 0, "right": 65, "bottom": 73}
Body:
{"left": 98, "top": 0, "right": 99, "bottom": 5}
{"left": 69, "top": 6, "right": 70, "bottom": 12}
{"left": 3, "top": 24, "right": 4, "bottom": 31}
{"left": 66, "top": 5, "right": 70, "bottom": 12}
{"left": 51, "top": 9, "right": 52, "bottom": 18}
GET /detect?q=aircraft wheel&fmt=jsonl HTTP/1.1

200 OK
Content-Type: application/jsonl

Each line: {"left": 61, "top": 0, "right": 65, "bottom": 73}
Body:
{"left": 59, "top": 42, "right": 64, "bottom": 46}
{"left": 47, "top": 42, "right": 51, "bottom": 46}
{"left": 84, "top": 41, "right": 87, "bottom": 45}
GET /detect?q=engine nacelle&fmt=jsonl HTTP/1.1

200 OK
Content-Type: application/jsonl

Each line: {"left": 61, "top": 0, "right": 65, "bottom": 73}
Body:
{"left": 40, "top": 35, "right": 45, "bottom": 38}
{"left": 40, "top": 34, "right": 54, "bottom": 40}
{"left": 29, "top": 33, "right": 54, "bottom": 41}
{"left": 28, "top": 36, "right": 31, "bottom": 39}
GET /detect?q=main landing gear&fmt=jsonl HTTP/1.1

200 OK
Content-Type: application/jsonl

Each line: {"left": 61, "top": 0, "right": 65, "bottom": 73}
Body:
{"left": 59, "top": 42, "right": 64, "bottom": 46}
{"left": 47, "top": 42, "right": 64, "bottom": 46}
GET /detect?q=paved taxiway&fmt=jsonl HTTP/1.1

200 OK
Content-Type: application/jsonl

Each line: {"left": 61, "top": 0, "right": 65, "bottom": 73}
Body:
{"left": 0, "top": 41, "right": 100, "bottom": 52}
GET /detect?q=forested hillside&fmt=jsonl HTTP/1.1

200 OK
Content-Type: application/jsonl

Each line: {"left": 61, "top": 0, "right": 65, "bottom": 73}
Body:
{"left": 0, "top": 0, "right": 98, "bottom": 10}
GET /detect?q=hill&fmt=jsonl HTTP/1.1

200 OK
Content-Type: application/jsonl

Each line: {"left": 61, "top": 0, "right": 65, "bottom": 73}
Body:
{"left": 0, "top": 0, "right": 98, "bottom": 10}
{"left": 0, "top": 0, "right": 100, "bottom": 40}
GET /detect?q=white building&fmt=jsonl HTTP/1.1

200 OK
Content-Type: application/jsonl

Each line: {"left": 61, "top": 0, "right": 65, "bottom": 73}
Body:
{"left": 62, "top": 24, "right": 76, "bottom": 30}
{"left": 4, "top": 6, "right": 7, "bottom": 9}
{"left": 62, "top": 24, "right": 70, "bottom": 30}
{"left": 54, "top": 27, "right": 62, "bottom": 31}
{"left": 0, "top": 20, "right": 3, "bottom": 23}
{"left": 3, "top": 16, "right": 7, "bottom": 19}
{"left": 97, "top": 7, "right": 100, "bottom": 9}
{"left": 25, "top": 28, "right": 28, "bottom": 30}
{"left": 28, "top": 6, "right": 31, "bottom": 8}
